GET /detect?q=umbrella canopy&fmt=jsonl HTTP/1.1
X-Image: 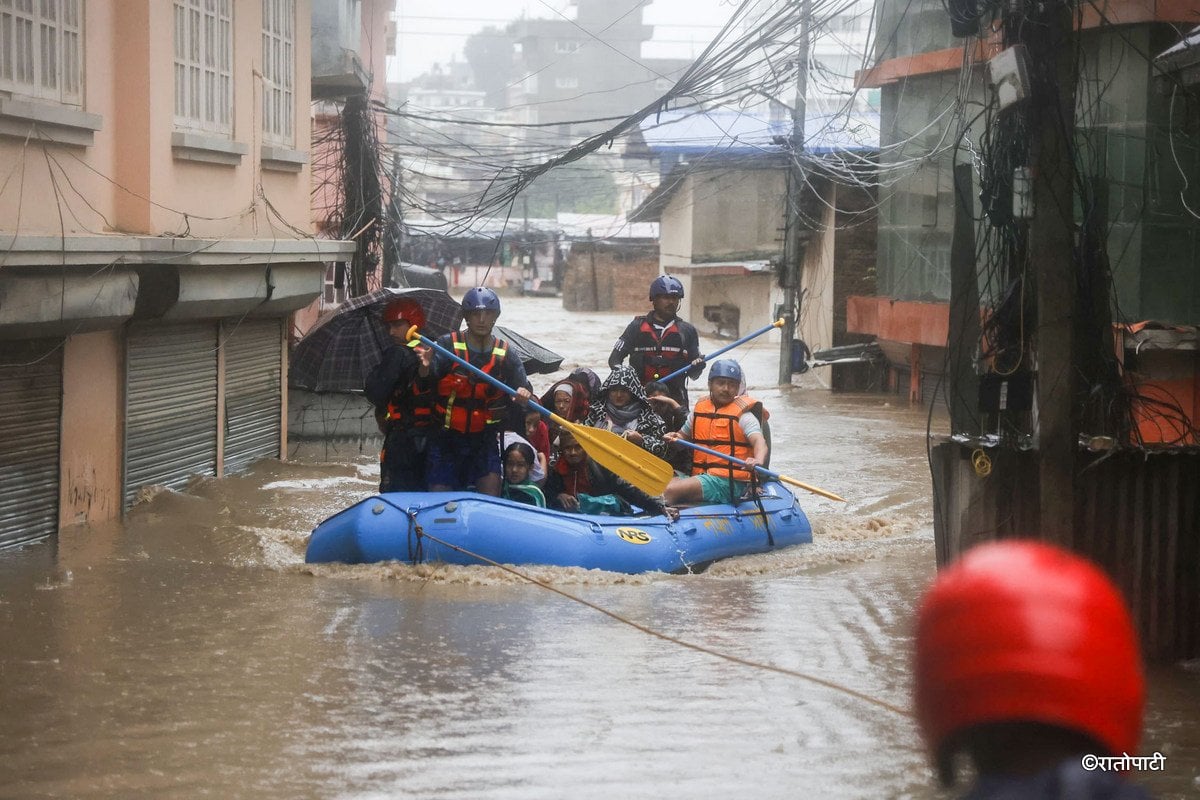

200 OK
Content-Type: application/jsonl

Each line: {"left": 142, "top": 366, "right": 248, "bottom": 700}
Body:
{"left": 289, "top": 288, "right": 462, "bottom": 392}
{"left": 289, "top": 288, "right": 566, "bottom": 392}
{"left": 496, "top": 325, "right": 563, "bottom": 374}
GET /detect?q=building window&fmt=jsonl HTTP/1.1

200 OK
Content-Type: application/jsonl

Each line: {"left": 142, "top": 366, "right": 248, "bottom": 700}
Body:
{"left": 261, "top": 0, "right": 293, "bottom": 144}
{"left": 555, "top": 76, "right": 579, "bottom": 90}
{"left": 0, "top": 0, "right": 82, "bottom": 106}
{"left": 554, "top": 40, "right": 579, "bottom": 54}
{"left": 173, "top": 0, "right": 233, "bottom": 135}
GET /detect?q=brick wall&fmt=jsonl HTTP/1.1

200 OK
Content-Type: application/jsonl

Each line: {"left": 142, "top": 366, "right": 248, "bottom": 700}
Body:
{"left": 563, "top": 242, "right": 660, "bottom": 312}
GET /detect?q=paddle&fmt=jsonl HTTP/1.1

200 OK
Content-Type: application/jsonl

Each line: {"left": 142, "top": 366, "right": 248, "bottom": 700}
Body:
{"left": 671, "top": 439, "right": 846, "bottom": 502}
{"left": 658, "top": 318, "right": 786, "bottom": 384}
{"left": 407, "top": 326, "right": 675, "bottom": 496}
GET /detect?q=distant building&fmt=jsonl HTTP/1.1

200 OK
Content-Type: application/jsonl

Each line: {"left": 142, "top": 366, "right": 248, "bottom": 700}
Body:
{"left": 738, "top": 0, "right": 879, "bottom": 117}
{"left": 628, "top": 108, "right": 879, "bottom": 387}
{"left": 506, "top": 0, "right": 693, "bottom": 138}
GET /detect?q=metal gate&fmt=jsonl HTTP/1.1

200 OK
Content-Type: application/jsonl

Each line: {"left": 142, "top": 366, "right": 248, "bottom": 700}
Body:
{"left": 0, "top": 340, "right": 63, "bottom": 548}
{"left": 124, "top": 323, "right": 218, "bottom": 508}
{"left": 222, "top": 319, "right": 282, "bottom": 475}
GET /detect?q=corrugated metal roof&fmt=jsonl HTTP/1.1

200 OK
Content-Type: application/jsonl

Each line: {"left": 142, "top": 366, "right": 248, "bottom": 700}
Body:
{"left": 638, "top": 108, "right": 880, "bottom": 155}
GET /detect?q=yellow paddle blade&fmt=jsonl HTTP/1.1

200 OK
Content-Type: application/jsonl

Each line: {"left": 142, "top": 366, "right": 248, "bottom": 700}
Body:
{"left": 556, "top": 417, "right": 675, "bottom": 496}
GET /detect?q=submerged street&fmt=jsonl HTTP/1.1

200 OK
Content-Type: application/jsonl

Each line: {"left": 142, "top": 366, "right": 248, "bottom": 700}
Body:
{"left": 1, "top": 296, "right": 1197, "bottom": 798}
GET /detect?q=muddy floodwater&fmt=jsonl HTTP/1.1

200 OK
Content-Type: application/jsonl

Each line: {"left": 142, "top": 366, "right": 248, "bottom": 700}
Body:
{"left": 2, "top": 296, "right": 1198, "bottom": 798}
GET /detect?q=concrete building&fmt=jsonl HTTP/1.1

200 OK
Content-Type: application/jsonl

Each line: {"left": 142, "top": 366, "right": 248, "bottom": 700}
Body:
{"left": 857, "top": 0, "right": 1200, "bottom": 659}
{"left": 302, "top": 0, "right": 396, "bottom": 318}
{"left": 0, "top": 1, "right": 362, "bottom": 548}
{"left": 738, "top": 0, "right": 879, "bottom": 117}
{"left": 506, "top": 0, "right": 692, "bottom": 138}
{"left": 627, "top": 108, "right": 879, "bottom": 387}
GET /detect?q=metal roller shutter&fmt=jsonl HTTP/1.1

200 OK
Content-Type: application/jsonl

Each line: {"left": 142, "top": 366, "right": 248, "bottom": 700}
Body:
{"left": 124, "top": 323, "right": 218, "bottom": 508}
{"left": 0, "top": 340, "right": 63, "bottom": 548}
{"left": 222, "top": 319, "right": 282, "bottom": 475}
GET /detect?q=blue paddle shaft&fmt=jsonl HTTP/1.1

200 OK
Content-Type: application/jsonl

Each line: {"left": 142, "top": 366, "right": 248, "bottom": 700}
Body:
{"left": 672, "top": 438, "right": 779, "bottom": 482}
{"left": 658, "top": 319, "right": 784, "bottom": 384}
{"left": 411, "top": 329, "right": 553, "bottom": 418}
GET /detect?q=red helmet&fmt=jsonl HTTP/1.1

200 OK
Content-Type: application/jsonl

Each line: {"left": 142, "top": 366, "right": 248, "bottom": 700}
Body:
{"left": 382, "top": 298, "right": 426, "bottom": 329}
{"left": 914, "top": 540, "right": 1143, "bottom": 765}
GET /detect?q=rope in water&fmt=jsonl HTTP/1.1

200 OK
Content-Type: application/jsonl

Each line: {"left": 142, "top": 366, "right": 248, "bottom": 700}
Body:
{"left": 411, "top": 522, "right": 912, "bottom": 718}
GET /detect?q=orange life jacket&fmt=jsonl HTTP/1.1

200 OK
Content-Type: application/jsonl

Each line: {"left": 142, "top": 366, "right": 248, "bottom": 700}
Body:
{"left": 690, "top": 395, "right": 768, "bottom": 481}
{"left": 434, "top": 332, "right": 510, "bottom": 434}
{"left": 631, "top": 317, "right": 689, "bottom": 384}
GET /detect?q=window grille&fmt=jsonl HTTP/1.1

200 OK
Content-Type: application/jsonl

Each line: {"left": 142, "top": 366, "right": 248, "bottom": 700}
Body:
{"left": 261, "top": 0, "right": 293, "bottom": 144}
{"left": 0, "top": 0, "right": 82, "bottom": 106}
{"left": 173, "top": 0, "right": 232, "bottom": 135}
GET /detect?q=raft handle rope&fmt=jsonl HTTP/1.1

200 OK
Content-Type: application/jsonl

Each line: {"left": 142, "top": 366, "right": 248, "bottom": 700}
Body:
{"left": 406, "top": 510, "right": 424, "bottom": 564}
{"left": 409, "top": 521, "right": 911, "bottom": 718}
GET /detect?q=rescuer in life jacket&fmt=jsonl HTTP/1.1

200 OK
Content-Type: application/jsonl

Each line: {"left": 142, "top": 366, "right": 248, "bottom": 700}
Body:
{"left": 662, "top": 359, "right": 769, "bottom": 505}
{"left": 914, "top": 540, "right": 1152, "bottom": 800}
{"left": 419, "top": 287, "right": 531, "bottom": 496}
{"left": 608, "top": 275, "right": 704, "bottom": 409}
{"left": 363, "top": 297, "right": 437, "bottom": 493}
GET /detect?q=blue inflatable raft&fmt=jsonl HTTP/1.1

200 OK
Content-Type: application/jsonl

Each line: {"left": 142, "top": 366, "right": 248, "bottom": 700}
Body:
{"left": 305, "top": 480, "right": 812, "bottom": 574}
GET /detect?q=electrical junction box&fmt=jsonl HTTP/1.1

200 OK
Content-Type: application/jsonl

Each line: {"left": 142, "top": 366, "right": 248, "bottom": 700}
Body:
{"left": 988, "top": 45, "right": 1030, "bottom": 110}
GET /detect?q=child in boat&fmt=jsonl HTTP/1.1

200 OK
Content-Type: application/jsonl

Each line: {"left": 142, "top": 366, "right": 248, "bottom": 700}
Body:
{"left": 645, "top": 379, "right": 692, "bottom": 476}
{"left": 663, "top": 359, "right": 769, "bottom": 505}
{"left": 522, "top": 408, "right": 551, "bottom": 481}
{"left": 544, "top": 430, "right": 677, "bottom": 520}
{"left": 582, "top": 365, "right": 668, "bottom": 459}
{"left": 501, "top": 441, "right": 546, "bottom": 507}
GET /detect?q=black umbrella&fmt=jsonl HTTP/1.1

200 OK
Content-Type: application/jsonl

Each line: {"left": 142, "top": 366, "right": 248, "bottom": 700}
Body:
{"left": 289, "top": 288, "right": 564, "bottom": 392}
{"left": 289, "top": 288, "right": 462, "bottom": 392}
{"left": 496, "top": 325, "right": 563, "bottom": 374}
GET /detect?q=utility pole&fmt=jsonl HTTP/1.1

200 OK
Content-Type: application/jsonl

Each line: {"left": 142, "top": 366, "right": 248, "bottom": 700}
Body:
{"left": 1022, "top": 0, "right": 1078, "bottom": 545}
{"left": 779, "top": 0, "right": 810, "bottom": 385}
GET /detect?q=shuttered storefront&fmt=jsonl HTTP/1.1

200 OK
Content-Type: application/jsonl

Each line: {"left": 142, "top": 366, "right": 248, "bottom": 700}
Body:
{"left": 0, "top": 340, "right": 63, "bottom": 548}
{"left": 124, "top": 324, "right": 218, "bottom": 508}
{"left": 222, "top": 319, "right": 282, "bottom": 475}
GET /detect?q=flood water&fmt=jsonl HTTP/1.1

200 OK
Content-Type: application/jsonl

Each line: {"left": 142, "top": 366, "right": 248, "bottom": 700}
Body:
{"left": 2, "top": 296, "right": 1197, "bottom": 798}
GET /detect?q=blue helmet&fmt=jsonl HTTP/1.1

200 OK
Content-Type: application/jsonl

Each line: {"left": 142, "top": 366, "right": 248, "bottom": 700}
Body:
{"left": 649, "top": 274, "right": 684, "bottom": 300}
{"left": 462, "top": 287, "right": 501, "bottom": 314}
{"left": 708, "top": 359, "right": 743, "bottom": 384}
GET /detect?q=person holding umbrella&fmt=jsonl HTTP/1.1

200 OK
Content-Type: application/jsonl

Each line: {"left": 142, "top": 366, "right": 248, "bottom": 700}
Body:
{"left": 364, "top": 298, "right": 437, "bottom": 492}
{"left": 420, "top": 287, "right": 532, "bottom": 496}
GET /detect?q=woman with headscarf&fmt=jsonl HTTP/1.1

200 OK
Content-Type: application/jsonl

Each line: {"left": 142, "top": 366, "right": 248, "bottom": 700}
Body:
{"left": 538, "top": 377, "right": 590, "bottom": 451}
{"left": 583, "top": 365, "right": 668, "bottom": 459}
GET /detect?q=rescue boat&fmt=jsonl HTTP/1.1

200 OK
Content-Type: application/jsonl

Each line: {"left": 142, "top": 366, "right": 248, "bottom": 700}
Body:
{"left": 304, "top": 480, "right": 811, "bottom": 574}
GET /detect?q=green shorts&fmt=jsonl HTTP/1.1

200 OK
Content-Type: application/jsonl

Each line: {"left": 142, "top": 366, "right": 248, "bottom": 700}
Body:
{"left": 696, "top": 473, "right": 751, "bottom": 504}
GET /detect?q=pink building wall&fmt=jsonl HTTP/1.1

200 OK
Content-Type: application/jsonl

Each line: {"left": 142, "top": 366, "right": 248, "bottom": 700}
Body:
{"left": 0, "top": 2, "right": 337, "bottom": 534}
{"left": 0, "top": 2, "right": 313, "bottom": 240}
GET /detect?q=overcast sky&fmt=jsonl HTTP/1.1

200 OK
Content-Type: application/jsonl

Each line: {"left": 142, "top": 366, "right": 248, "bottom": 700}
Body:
{"left": 388, "top": 0, "right": 739, "bottom": 82}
